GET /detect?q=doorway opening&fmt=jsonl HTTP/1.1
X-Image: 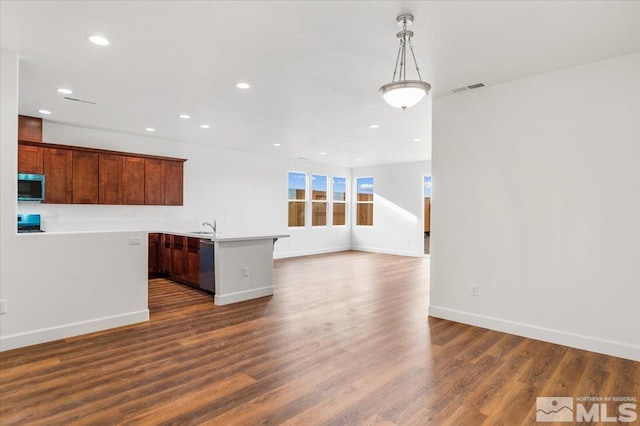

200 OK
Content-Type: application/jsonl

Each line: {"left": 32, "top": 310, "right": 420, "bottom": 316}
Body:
{"left": 423, "top": 175, "right": 431, "bottom": 256}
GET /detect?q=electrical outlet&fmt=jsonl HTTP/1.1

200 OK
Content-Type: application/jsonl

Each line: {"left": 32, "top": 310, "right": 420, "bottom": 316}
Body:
{"left": 128, "top": 237, "right": 142, "bottom": 245}
{"left": 471, "top": 285, "right": 479, "bottom": 296}
{"left": 242, "top": 267, "right": 249, "bottom": 277}
{"left": 0, "top": 300, "right": 6, "bottom": 314}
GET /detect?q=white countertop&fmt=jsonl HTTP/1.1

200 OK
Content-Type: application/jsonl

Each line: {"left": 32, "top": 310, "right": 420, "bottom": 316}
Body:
{"left": 17, "top": 229, "right": 289, "bottom": 242}
{"left": 152, "top": 230, "right": 289, "bottom": 242}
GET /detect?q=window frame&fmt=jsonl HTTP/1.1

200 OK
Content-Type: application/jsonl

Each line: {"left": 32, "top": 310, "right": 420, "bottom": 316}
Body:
{"left": 331, "top": 176, "right": 348, "bottom": 227}
{"left": 355, "top": 176, "right": 374, "bottom": 227}
{"left": 287, "top": 171, "right": 307, "bottom": 228}
{"left": 311, "top": 173, "right": 328, "bottom": 228}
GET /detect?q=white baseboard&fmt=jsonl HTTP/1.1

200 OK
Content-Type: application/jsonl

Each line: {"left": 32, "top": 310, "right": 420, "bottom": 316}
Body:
{"left": 274, "top": 246, "right": 350, "bottom": 259}
{"left": 428, "top": 305, "right": 640, "bottom": 362}
{"left": 351, "top": 245, "right": 423, "bottom": 258}
{"left": 214, "top": 286, "right": 274, "bottom": 306}
{"left": 0, "top": 310, "right": 149, "bottom": 352}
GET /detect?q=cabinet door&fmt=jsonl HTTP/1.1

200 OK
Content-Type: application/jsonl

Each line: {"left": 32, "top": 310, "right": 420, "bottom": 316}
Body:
{"left": 18, "top": 144, "right": 44, "bottom": 174}
{"left": 43, "top": 148, "right": 72, "bottom": 204}
{"left": 18, "top": 116, "right": 42, "bottom": 142}
{"left": 99, "top": 154, "right": 123, "bottom": 204}
{"left": 144, "top": 158, "right": 165, "bottom": 205}
{"left": 186, "top": 238, "right": 200, "bottom": 285}
{"left": 170, "top": 235, "right": 187, "bottom": 280}
{"left": 72, "top": 151, "right": 99, "bottom": 204}
{"left": 123, "top": 157, "right": 145, "bottom": 205}
{"left": 164, "top": 161, "right": 184, "bottom": 206}
{"left": 148, "top": 233, "right": 161, "bottom": 275}
{"left": 161, "top": 234, "right": 172, "bottom": 274}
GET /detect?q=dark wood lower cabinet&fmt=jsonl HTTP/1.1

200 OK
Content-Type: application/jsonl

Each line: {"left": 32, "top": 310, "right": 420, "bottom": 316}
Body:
{"left": 170, "top": 235, "right": 187, "bottom": 281}
{"left": 149, "top": 233, "right": 203, "bottom": 290}
{"left": 161, "top": 234, "right": 172, "bottom": 275}
{"left": 148, "top": 233, "right": 162, "bottom": 277}
{"left": 186, "top": 238, "right": 200, "bottom": 285}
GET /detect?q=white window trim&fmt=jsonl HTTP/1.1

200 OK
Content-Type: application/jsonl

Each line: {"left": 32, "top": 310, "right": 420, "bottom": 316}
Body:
{"left": 288, "top": 171, "right": 307, "bottom": 229}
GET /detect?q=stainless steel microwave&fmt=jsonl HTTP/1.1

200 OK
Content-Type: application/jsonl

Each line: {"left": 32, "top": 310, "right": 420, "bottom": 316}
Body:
{"left": 18, "top": 173, "right": 45, "bottom": 201}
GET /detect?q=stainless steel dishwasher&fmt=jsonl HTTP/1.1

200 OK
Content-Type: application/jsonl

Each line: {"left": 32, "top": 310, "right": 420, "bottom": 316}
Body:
{"left": 199, "top": 239, "right": 215, "bottom": 293}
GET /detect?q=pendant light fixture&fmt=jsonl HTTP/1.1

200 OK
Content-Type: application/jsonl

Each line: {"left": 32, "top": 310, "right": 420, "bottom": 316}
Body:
{"left": 379, "top": 14, "right": 431, "bottom": 110}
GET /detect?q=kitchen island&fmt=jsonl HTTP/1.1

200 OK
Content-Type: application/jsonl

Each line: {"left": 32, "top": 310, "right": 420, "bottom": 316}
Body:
{"left": 152, "top": 231, "right": 288, "bottom": 306}
{"left": 211, "top": 234, "right": 288, "bottom": 305}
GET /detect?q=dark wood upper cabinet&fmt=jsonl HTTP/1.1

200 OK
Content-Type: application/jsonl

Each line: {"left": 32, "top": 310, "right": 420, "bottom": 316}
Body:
{"left": 18, "top": 115, "right": 42, "bottom": 142}
{"left": 43, "top": 148, "right": 72, "bottom": 204}
{"left": 144, "top": 158, "right": 165, "bottom": 205}
{"left": 17, "top": 137, "right": 185, "bottom": 206}
{"left": 18, "top": 144, "right": 44, "bottom": 174}
{"left": 72, "top": 151, "right": 99, "bottom": 204}
{"left": 99, "top": 154, "right": 123, "bottom": 204}
{"left": 123, "top": 157, "right": 145, "bottom": 205}
{"left": 164, "top": 161, "right": 184, "bottom": 206}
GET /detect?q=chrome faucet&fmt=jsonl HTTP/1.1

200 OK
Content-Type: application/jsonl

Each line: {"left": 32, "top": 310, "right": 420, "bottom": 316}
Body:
{"left": 202, "top": 220, "right": 216, "bottom": 234}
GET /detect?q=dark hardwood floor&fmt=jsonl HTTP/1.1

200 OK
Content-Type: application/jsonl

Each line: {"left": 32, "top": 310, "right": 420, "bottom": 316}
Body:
{"left": 1, "top": 251, "right": 638, "bottom": 425}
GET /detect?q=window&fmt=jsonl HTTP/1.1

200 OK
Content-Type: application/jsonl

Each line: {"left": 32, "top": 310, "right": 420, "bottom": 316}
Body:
{"left": 288, "top": 172, "right": 306, "bottom": 227}
{"left": 311, "top": 174, "right": 328, "bottom": 226}
{"left": 424, "top": 175, "right": 432, "bottom": 197}
{"left": 332, "top": 176, "right": 347, "bottom": 226}
{"left": 356, "top": 176, "right": 374, "bottom": 226}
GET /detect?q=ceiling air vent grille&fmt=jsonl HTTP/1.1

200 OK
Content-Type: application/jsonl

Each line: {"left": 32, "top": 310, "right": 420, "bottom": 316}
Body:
{"left": 452, "top": 83, "right": 485, "bottom": 93}
{"left": 64, "top": 96, "right": 96, "bottom": 105}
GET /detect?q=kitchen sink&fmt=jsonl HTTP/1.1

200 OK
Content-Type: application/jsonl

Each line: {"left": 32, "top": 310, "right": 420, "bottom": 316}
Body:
{"left": 190, "top": 231, "right": 213, "bottom": 235}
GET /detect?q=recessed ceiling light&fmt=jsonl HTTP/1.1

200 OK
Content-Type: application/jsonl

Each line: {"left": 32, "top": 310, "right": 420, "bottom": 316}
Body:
{"left": 57, "top": 88, "right": 72, "bottom": 94}
{"left": 355, "top": 158, "right": 362, "bottom": 162}
{"left": 320, "top": 152, "right": 327, "bottom": 155}
{"left": 273, "top": 143, "right": 281, "bottom": 147}
{"left": 179, "top": 114, "right": 191, "bottom": 119}
{"left": 88, "top": 35, "right": 110, "bottom": 46}
{"left": 38, "top": 109, "right": 52, "bottom": 115}
{"left": 413, "top": 138, "right": 421, "bottom": 142}
{"left": 200, "top": 124, "right": 210, "bottom": 129}
{"left": 145, "top": 128, "right": 156, "bottom": 132}
{"left": 369, "top": 124, "right": 380, "bottom": 129}
{"left": 235, "top": 82, "right": 251, "bottom": 89}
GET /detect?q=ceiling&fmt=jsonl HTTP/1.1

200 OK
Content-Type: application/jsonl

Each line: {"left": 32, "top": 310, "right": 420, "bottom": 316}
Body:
{"left": 2, "top": 1, "right": 639, "bottom": 167}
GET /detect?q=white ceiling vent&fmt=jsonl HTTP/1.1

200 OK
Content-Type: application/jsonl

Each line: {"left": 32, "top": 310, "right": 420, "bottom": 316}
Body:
{"left": 64, "top": 96, "right": 96, "bottom": 105}
{"left": 452, "top": 83, "right": 485, "bottom": 93}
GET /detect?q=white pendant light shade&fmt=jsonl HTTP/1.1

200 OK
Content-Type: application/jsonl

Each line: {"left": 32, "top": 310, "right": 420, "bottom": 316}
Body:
{"left": 379, "top": 80, "right": 431, "bottom": 109}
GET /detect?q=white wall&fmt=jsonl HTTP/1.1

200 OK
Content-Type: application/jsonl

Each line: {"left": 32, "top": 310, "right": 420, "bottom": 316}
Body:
{"left": 430, "top": 53, "right": 640, "bottom": 361}
{"left": 351, "top": 161, "right": 431, "bottom": 257}
{"left": 276, "top": 163, "right": 352, "bottom": 258}
{"left": 1, "top": 50, "right": 149, "bottom": 351}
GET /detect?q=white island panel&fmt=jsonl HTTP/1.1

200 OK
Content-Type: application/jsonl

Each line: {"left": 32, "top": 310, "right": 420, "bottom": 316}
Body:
{"left": 214, "top": 237, "right": 283, "bottom": 305}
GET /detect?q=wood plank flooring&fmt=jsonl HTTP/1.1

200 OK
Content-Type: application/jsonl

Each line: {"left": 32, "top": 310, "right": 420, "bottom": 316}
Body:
{"left": 1, "top": 251, "right": 638, "bottom": 425}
